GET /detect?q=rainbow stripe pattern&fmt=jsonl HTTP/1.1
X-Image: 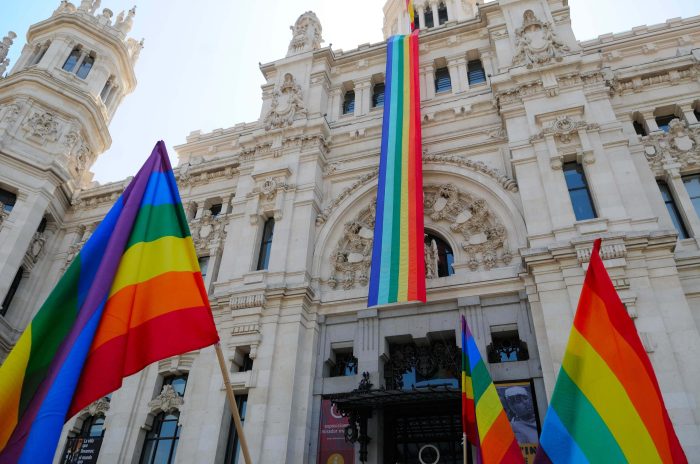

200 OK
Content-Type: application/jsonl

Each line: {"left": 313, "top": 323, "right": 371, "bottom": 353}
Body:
{"left": 536, "top": 238, "right": 687, "bottom": 464}
{"left": 0, "top": 141, "right": 219, "bottom": 463}
{"left": 406, "top": 0, "right": 415, "bottom": 30}
{"left": 368, "top": 31, "right": 425, "bottom": 307}
{"left": 462, "top": 315, "right": 524, "bottom": 464}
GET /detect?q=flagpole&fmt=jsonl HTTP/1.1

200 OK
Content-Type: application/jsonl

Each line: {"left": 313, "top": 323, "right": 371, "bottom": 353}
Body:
{"left": 215, "top": 342, "right": 253, "bottom": 464}
{"left": 463, "top": 432, "right": 468, "bottom": 464}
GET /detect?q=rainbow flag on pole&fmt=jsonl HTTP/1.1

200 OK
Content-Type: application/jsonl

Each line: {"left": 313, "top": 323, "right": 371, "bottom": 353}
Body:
{"left": 535, "top": 238, "right": 687, "bottom": 463}
{"left": 0, "top": 141, "right": 220, "bottom": 463}
{"left": 406, "top": 0, "right": 415, "bottom": 31}
{"left": 368, "top": 31, "right": 425, "bottom": 307}
{"left": 462, "top": 315, "right": 524, "bottom": 464}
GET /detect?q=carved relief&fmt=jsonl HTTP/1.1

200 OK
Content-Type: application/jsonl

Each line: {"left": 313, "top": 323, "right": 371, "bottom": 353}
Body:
{"left": 189, "top": 209, "right": 228, "bottom": 254}
{"left": 148, "top": 385, "right": 184, "bottom": 414}
{"left": 82, "top": 396, "right": 111, "bottom": 417}
{"left": 530, "top": 116, "right": 598, "bottom": 144}
{"left": 23, "top": 111, "right": 60, "bottom": 143}
{"left": 1, "top": 103, "right": 20, "bottom": 125}
{"left": 329, "top": 184, "right": 512, "bottom": 288}
{"left": 0, "top": 31, "right": 16, "bottom": 64}
{"left": 27, "top": 230, "right": 47, "bottom": 264}
{"left": 512, "top": 10, "right": 570, "bottom": 67}
{"left": 644, "top": 119, "right": 700, "bottom": 174}
{"left": 288, "top": 11, "right": 323, "bottom": 56}
{"left": 264, "top": 73, "right": 307, "bottom": 130}
{"left": 0, "top": 202, "right": 8, "bottom": 229}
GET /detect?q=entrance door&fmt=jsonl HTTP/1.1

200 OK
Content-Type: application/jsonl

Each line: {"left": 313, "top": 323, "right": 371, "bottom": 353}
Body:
{"left": 383, "top": 399, "right": 465, "bottom": 464}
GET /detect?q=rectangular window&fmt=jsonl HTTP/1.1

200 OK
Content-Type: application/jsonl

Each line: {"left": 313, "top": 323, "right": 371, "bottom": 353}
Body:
{"left": 658, "top": 181, "right": 689, "bottom": 239}
{"left": 232, "top": 346, "right": 254, "bottom": 373}
{"left": 487, "top": 324, "right": 529, "bottom": 363}
{"left": 329, "top": 349, "right": 358, "bottom": 377}
{"left": 694, "top": 108, "right": 700, "bottom": 123}
{"left": 372, "top": 83, "right": 385, "bottom": 108}
{"left": 633, "top": 120, "right": 647, "bottom": 136}
{"left": 198, "top": 256, "right": 210, "bottom": 278}
{"left": 413, "top": 10, "right": 420, "bottom": 30}
{"left": 467, "top": 59, "right": 486, "bottom": 85}
{"left": 424, "top": 8, "right": 434, "bottom": 28}
{"left": 434, "top": 67, "right": 451, "bottom": 93}
{"left": 0, "top": 188, "right": 17, "bottom": 212}
{"left": 563, "top": 162, "right": 597, "bottom": 221}
{"left": 655, "top": 115, "right": 676, "bottom": 133}
{"left": 76, "top": 54, "right": 94, "bottom": 79}
{"left": 437, "top": 3, "right": 448, "bottom": 24}
{"left": 1, "top": 267, "right": 23, "bottom": 317}
{"left": 256, "top": 218, "right": 275, "bottom": 271}
{"left": 62, "top": 48, "right": 81, "bottom": 72}
{"left": 140, "top": 412, "right": 180, "bottom": 464}
{"left": 342, "top": 90, "right": 355, "bottom": 115}
{"left": 223, "top": 395, "right": 248, "bottom": 464}
{"left": 683, "top": 174, "right": 700, "bottom": 219}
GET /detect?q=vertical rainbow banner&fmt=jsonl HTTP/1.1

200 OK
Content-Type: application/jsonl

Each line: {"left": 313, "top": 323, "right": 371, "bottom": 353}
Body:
{"left": 462, "top": 316, "right": 524, "bottom": 464}
{"left": 406, "top": 0, "right": 416, "bottom": 31}
{"left": 535, "top": 239, "right": 687, "bottom": 463}
{"left": 368, "top": 31, "right": 425, "bottom": 307}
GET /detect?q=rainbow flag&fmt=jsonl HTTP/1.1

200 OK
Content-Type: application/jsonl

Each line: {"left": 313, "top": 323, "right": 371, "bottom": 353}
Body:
{"left": 406, "top": 0, "right": 415, "bottom": 30}
{"left": 0, "top": 141, "right": 219, "bottom": 463}
{"left": 368, "top": 31, "right": 425, "bottom": 307}
{"left": 462, "top": 315, "right": 524, "bottom": 464}
{"left": 535, "top": 238, "right": 687, "bottom": 463}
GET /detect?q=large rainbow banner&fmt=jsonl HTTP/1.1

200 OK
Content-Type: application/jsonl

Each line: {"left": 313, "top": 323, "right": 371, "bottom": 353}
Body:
{"left": 0, "top": 142, "right": 220, "bottom": 463}
{"left": 535, "top": 239, "right": 687, "bottom": 463}
{"left": 368, "top": 31, "right": 426, "bottom": 307}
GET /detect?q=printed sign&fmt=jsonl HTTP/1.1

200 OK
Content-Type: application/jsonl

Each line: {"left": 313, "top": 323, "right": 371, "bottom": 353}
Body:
{"left": 318, "top": 399, "right": 355, "bottom": 464}
{"left": 61, "top": 436, "right": 103, "bottom": 464}
{"left": 495, "top": 381, "right": 540, "bottom": 464}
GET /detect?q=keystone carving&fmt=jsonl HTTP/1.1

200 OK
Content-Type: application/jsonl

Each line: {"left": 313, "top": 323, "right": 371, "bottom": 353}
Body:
{"left": 264, "top": 73, "right": 307, "bottom": 130}
{"left": 82, "top": 396, "right": 111, "bottom": 417}
{"left": 643, "top": 119, "right": 700, "bottom": 175}
{"left": 530, "top": 116, "right": 598, "bottom": 144}
{"left": 288, "top": 11, "right": 323, "bottom": 56}
{"left": 148, "top": 384, "right": 184, "bottom": 414}
{"left": 189, "top": 209, "right": 227, "bottom": 253}
{"left": 512, "top": 10, "right": 570, "bottom": 67}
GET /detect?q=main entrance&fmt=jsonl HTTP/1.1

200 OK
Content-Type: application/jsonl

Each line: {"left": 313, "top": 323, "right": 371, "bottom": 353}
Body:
{"left": 383, "top": 399, "right": 463, "bottom": 464}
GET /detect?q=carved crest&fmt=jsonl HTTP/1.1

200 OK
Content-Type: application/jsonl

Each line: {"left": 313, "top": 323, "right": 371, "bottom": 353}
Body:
{"left": 264, "top": 73, "right": 307, "bottom": 131}
{"left": 287, "top": 11, "right": 323, "bottom": 56}
{"left": 148, "top": 384, "right": 184, "bottom": 414}
{"left": 512, "top": 10, "right": 569, "bottom": 67}
{"left": 189, "top": 209, "right": 228, "bottom": 253}
{"left": 644, "top": 119, "right": 700, "bottom": 174}
{"left": 83, "top": 396, "right": 111, "bottom": 417}
{"left": 23, "top": 111, "right": 60, "bottom": 143}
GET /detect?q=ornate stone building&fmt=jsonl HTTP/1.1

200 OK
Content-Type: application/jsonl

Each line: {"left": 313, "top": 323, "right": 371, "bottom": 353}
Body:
{"left": 0, "top": 0, "right": 699, "bottom": 463}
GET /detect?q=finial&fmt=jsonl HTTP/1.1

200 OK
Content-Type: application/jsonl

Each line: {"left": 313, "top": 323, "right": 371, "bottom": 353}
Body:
{"left": 0, "top": 32, "right": 16, "bottom": 63}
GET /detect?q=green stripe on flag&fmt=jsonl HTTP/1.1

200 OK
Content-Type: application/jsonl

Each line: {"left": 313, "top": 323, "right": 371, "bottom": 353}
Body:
{"left": 125, "top": 203, "right": 190, "bottom": 249}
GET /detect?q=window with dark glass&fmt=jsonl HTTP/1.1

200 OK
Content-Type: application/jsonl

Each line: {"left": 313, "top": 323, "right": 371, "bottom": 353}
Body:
{"left": 76, "top": 53, "right": 94, "bottom": 79}
{"left": 223, "top": 395, "right": 248, "bottom": 464}
{"left": 233, "top": 346, "right": 254, "bottom": 373}
{"left": 198, "top": 256, "right": 210, "bottom": 278}
{"left": 424, "top": 232, "right": 454, "bottom": 277}
{"left": 163, "top": 374, "right": 188, "bottom": 397}
{"left": 683, "top": 174, "right": 700, "bottom": 219}
{"left": 695, "top": 107, "right": 700, "bottom": 123}
{"left": 383, "top": 338, "right": 459, "bottom": 390}
{"left": 658, "top": 181, "right": 689, "bottom": 239}
{"left": 60, "top": 414, "right": 106, "bottom": 463}
{"left": 0, "top": 188, "right": 17, "bottom": 212}
{"left": 633, "top": 120, "right": 647, "bottom": 136}
{"left": 342, "top": 90, "right": 355, "bottom": 115}
{"left": 329, "top": 349, "right": 358, "bottom": 377}
{"left": 413, "top": 10, "right": 420, "bottom": 30}
{"left": 487, "top": 324, "right": 529, "bottom": 363}
{"left": 62, "top": 47, "right": 81, "bottom": 72}
{"left": 372, "top": 82, "right": 385, "bottom": 108}
{"left": 256, "top": 218, "right": 275, "bottom": 271}
{"left": 434, "top": 67, "right": 451, "bottom": 93}
{"left": 424, "top": 7, "right": 434, "bottom": 28}
{"left": 563, "top": 162, "right": 596, "bottom": 221}
{"left": 139, "top": 412, "right": 181, "bottom": 464}
{"left": 209, "top": 203, "right": 222, "bottom": 216}
{"left": 655, "top": 115, "right": 676, "bottom": 133}
{"left": 467, "top": 59, "right": 486, "bottom": 85}
{"left": 37, "top": 217, "right": 47, "bottom": 233}
{"left": 1, "top": 267, "right": 23, "bottom": 317}
{"left": 437, "top": 2, "right": 448, "bottom": 24}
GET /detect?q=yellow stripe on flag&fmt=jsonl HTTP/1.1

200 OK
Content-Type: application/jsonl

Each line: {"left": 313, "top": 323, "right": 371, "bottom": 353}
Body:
{"left": 0, "top": 326, "right": 32, "bottom": 451}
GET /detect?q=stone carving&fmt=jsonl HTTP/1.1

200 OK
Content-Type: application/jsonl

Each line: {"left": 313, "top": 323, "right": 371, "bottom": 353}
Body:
{"left": 576, "top": 242, "right": 626, "bottom": 263}
{"left": 530, "top": 116, "right": 598, "bottom": 144}
{"left": 1, "top": 103, "right": 20, "bottom": 125}
{"left": 329, "top": 184, "right": 512, "bottom": 288}
{"left": 317, "top": 169, "right": 379, "bottom": 226}
{"left": 0, "top": 202, "right": 8, "bottom": 229}
{"left": 189, "top": 209, "right": 227, "bottom": 253}
{"left": 0, "top": 59, "right": 9, "bottom": 76}
{"left": 264, "top": 73, "right": 307, "bottom": 130}
{"left": 512, "top": 10, "right": 569, "bottom": 67}
{"left": 644, "top": 119, "right": 700, "bottom": 174}
{"left": 24, "top": 112, "right": 60, "bottom": 143}
{"left": 230, "top": 294, "right": 266, "bottom": 310}
{"left": 423, "top": 154, "right": 519, "bottom": 192}
{"left": 115, "top": 6, "right": 136, "bottom": 34}
{"left": 288, "top": 11, "right": 323, "bottom": 56}
{"left": 148, "top": 384, "right": 184, "bottom": 414}
{"left": 0, "top": 32, "right": 16, "bottom": 64}
{"left": 126, "top": 37, "right": 144, "bottom": 63}
{"left": 424, "top": 184, "right": 511, "bottom": 270}
{"left": 83, "top": 396, "right": 111, "bottom": 417}
{"left": 27, "top": 231, "right": 47, "bottom": 264}
{"left": 424, "top": 239, "right": 439, "bottom": 279}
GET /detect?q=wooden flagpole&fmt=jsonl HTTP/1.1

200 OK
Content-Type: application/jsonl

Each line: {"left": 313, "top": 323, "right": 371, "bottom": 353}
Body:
{"left": 215, "top": 342, "right": 253, "bottom": 464}
{"left": 463, "top": 432, "right": 468, "bottom": 464}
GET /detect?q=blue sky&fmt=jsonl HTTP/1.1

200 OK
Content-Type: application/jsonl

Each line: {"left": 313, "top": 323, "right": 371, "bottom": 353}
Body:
{"left": 1, "top": 0, "right": 698, "bottom": 184}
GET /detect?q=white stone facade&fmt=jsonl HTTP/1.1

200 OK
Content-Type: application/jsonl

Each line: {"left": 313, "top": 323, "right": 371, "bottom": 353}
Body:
{"left": 0, "top": 0, "right": 699, "bottom": 462}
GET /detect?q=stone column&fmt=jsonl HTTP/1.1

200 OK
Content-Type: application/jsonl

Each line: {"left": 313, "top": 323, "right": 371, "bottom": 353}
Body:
{"left": 420, "top": 64, "right": 435, "bottom": 100}
{"left": 542, "top": 136, "right": 577, "bottom": 230}
{"left": 642, "top": 110, "right": 660, "bottom": 133}
{"left": 418, "top": 6, "right": 426, "bottom": 30}
{"left": 680, "top": 103, "right": 699, "bottom": 126}
{"left": 446, "top": 55, "right": 464, "bottom": 94}
{"left": 430, "top": 1, "right": 440, "bottom": 27}
{"left": 354, "top": 77, "right": 372, "bottom": 117}
{"left": 328, "top": 87, "right": 342, "bottom": 122}
{"left": 38, "top": 37, "right": 70, "bottom": 71}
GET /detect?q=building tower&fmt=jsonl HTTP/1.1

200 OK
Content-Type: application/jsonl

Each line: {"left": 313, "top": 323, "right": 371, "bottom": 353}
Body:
{"left": 0, "top": 0, "right": 141, "bottom": 354}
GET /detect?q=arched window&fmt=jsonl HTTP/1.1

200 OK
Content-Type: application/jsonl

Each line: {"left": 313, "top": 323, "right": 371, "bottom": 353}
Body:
{"left": 140, "top": 412, "right": 181, "bottom": 464}
{"left": 76, "top": 53, "right": 95, "bottom": 79}
{"left": 438, "top": 2, "right": 448, "bottom": 25}
{"left": 413, "top": 9, "right": 420, "bottom": 30}
{"left": 256, "top": 218, "right": 275, "bottom": 271}
{"left": 81, "top": 414, "right": 106, "bottom": 437}
{"left": 342, "top": 89, "right": 355, "bottom": 115}
{"left": 62, "top": 47, "right": 81, "bottom": 72}
{"left": 424, "top": 7, "right": 434, "bottom": 28}
{"left": 425, "top": 232, "right": 454, "bottom": 278}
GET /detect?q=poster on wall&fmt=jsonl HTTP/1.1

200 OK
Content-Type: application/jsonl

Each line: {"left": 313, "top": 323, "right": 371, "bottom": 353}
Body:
{"left": 318, "top": 399, "right": 355, "bottom": 464}
{"left": 495, "top": 381, "right": 540, "bottom": 464}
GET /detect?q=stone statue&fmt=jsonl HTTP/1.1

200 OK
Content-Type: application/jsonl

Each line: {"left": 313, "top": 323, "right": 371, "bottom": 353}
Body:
{"left": 287, "top": 11, "right": 323, "bottom": 56}
{"left": 512, "top": 10, "right": 569, "bottom": 67}
{"left": 0, "top": 59, "right": 9, "bottom": 76}
{"left": 115, "top": 6, "right": 136, "bottom": 34}
{"left": 0, "top": 32, "right": 16, "bottom": 63}
{"left": 263, "top": 73, "right": 307, "bottom": 130}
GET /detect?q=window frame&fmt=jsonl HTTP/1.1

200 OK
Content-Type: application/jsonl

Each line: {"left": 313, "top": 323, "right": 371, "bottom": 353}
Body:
{"left": 372, "top": 82, "right": 385, "bottom": 108}
{"left": 256, "top": 217, "right": 275, "bottom": 271}
{"left": 342, "top": 89, "right": 355, "bottom": 115}
{"left": 657, "top": 181, "right": 690, "bottom": 239}
{"left": 467, "top": 59, "right": 486, "bottom": 86}
{"left": 563, "top": 162, "right": 597, "bottom": 221}
{"left": 0, "top": 187, "right": 17, "bottom": 212}
{"left": 223, "top": 395, "right": 248, "bottom": 464}
{"left": 139, "top": 411, "right": 181, "bottom": 464}
{"left": 1, "top": 267, "right": 24, "bottom": 317}
{"left": 434, "top": 66, "right": 451, "bottom": 94}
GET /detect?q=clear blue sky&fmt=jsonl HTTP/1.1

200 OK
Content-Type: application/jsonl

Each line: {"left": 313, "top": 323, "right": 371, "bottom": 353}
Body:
{"left": 1, "top": 0, "right": 698, "bottom": 184}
